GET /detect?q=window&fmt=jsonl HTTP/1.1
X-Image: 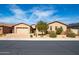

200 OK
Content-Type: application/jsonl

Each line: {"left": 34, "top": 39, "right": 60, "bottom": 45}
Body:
{"left": 55, "top": 26, "right": 57, "bottom": 30}
{"left": 50, "top": 26, "right": 52, "bottom": 30}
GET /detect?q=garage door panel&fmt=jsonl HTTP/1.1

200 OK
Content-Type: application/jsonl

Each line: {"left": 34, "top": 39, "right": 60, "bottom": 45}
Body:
{"left": 16, "top": 27, "right": 29, "bottom": 34}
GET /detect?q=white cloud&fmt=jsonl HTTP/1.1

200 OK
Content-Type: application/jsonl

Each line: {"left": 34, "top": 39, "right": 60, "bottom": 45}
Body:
{"left": 0, "top": 5, "right": 58, "bottom": 24}
{"left": 0, "top": 5, "right": 29, "bottom": 24}
{"left": 28, "top": 6, "right": 57, "bottom": 24}
{"left": 33, "top": 10, "right": 53, "bottom": 17}
{"left": 9, "top": 5, "right": 28, "bottom": 20}
{"left": 1, "top": 5, "right": 76, "bottom": 24}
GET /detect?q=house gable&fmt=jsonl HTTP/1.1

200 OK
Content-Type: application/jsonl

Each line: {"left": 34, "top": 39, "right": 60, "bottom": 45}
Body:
{"left": 48, "top": 21, "right": 68, "bottom": 26}
{"left": 12, "top": 23, "right": 30, "bottom": 27}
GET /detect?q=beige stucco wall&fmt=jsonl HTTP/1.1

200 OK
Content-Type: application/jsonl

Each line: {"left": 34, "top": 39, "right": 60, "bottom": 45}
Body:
{"left": 48, "top": 22, "right": 67, "bottom": 32}
{"left": 0, "top": 27, "right": 3, "bottom": 34}
{"left": 13, "top": 24, "right": 30, "bottom": 35}
{"left": 71, "top": 29, "right": 79, "bottom": 34}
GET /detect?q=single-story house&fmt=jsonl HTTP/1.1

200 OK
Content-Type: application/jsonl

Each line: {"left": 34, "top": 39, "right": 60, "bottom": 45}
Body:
{"left": 0, "top": 23, "right": 31, "bottom": 36}
{"left": 69, "top": 23, "right": 79, "bottom": 34}
{"left": 31, "top": 21, "right": 68, "bottom": 37}
{"left": 0, "top": 23, "right": 13, "bottom": 34}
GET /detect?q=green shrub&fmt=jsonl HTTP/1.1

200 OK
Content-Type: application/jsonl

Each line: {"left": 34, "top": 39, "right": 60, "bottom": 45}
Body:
{"left": 49, "top": 31, "right": 57, "bottom": 38}
{"left": 66, "top": 29, "right": 76, "bottom": 38}
{"left": 67, "top": 32, "right": 76, "bottom": 38}
{"left": 55, "top": 26, "right": 63, "bottom": 35}
{"left": 0, "top": 34, "right": 3, "bottom": 36}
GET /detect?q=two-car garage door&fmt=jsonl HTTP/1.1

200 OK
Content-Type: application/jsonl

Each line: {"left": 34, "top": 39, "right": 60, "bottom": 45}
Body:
{"left": 16, "top": 27, "right": 29, "bottom": 34}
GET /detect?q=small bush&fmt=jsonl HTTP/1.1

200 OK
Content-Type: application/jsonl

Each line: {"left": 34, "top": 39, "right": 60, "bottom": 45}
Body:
{"left": 30, "top": 35, "right": 33, "bottom": 38}
{"left": 49, "top": 31, "right": 57, "bottom": 38}
{"left": 0, "top": 34, "right": 6, "bottom": 37}
{"left": 67, "top": 32, "right": 76, "bottom": 38}
{"left": 66, "top": 29, "right": 76, "bottom": 38}
{"left": 0, "top": 34, "right": 3, "bottom": 37}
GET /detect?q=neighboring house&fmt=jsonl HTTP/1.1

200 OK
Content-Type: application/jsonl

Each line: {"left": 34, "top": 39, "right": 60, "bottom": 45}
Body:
{"left": 48, "top": 21, "right": 68, "bottom": 33}
{"left": 69, "top": 23, "right": 79, "bottom": 34}
{"left": 71, "top": 28, "right": 79, "bottom": 34}
{"left": 0, "top": 24, "right": 13, "bottom": 34}
{"left": 0, "top": 23, "right": 31, "bottom": 36}
{"left": 12, "top": 23, "right": 30, "bottom": 35}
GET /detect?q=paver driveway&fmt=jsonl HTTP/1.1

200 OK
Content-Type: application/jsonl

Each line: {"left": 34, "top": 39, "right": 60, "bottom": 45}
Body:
{"left": 0, "top": 40, "right": 79, "bottom": 55}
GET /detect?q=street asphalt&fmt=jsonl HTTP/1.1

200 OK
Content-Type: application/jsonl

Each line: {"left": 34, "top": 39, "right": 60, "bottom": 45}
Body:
{"left": 0, "top": 40, "right": 79, "bottom": 55}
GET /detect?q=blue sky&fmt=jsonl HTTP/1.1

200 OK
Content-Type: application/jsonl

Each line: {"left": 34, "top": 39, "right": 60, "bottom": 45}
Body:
{"left": 0, "top": 4, "right": 79, "bottom": 25}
